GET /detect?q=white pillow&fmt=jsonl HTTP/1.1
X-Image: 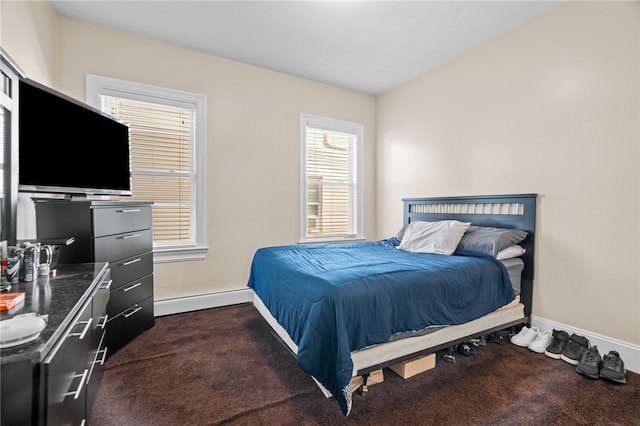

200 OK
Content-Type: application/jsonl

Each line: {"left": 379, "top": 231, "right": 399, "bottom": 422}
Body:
{"left": 397, "top": 220, "right": 471, "bottom": 255}
{"left": 496, "top": 245, "right": 526, "bottom": 260}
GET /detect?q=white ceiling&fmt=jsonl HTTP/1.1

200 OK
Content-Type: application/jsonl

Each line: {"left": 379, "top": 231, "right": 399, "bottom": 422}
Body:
{"left": 50, "top": 1, "right": 561, "bottom": 95}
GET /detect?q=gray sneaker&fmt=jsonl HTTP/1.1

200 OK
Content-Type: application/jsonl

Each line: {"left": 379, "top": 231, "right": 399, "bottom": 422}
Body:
{"left": 599, "top": 351, "right": 627, "bottom": 384}
{"left": 576, "top": 346, "right": 601, "bottom": 379}
{"left": 560, "top": 334, "right": 590, "bottom": 365}
{"left": 544, "top": 329, "right": 570, "bottom": 359}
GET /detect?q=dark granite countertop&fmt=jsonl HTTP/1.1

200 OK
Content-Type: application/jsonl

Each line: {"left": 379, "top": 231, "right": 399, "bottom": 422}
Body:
{"left": 0, "top": 262, "right": 109, "bottom": 365}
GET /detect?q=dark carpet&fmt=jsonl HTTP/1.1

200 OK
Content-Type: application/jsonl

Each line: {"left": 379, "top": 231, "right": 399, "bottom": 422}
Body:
{"left": 89, "top": 303, "right": 640, "bottom": 425}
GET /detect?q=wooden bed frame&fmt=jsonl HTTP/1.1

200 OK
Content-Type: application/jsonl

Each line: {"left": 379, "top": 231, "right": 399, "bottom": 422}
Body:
{"left": 252, "top": 193, "right": 537, "bottom": 393}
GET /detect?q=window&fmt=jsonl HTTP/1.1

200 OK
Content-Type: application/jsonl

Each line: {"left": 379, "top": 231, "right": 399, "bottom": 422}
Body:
{"left": 1, "top": 55, "right": 20, "bottom": 245}
{"left": 300, "top": 114, "right": 363, "bottom": 242}
{"left": 86, "top": 75, "right": 207, "bottom": 262}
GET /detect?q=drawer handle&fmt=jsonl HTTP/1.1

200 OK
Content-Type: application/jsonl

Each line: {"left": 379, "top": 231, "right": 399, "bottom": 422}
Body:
{"left": 96, "top": 347, "right": 108, "bottom": 366}
{"left": 123, "top": 282, "right": 142, "bottom": 292}
{"left": 120, "top": 233, "right": 141, "bottom": 240}
{"left": 99, "top": 279, "right": 113, "bottom": 290}
{"left": 118, "top": 208, "right": 141, "bottom": 213}
{"left": 124, "top": 305, "right": 143, "bottom": 318}
{"left": 98, "top": 314, "right": 109, "bottom": 330}
{"left": 122, "top": 258, "right": 142, "bottom": 266}
{"left": 69, "top": 318, "right": 93, "bottom": 340}
{"left": 65, "top": 369, "right": 89, "bottom": 400}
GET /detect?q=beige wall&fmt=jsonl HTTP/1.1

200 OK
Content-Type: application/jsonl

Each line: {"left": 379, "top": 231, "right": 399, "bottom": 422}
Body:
{"left": 377, "top": 1, "right": 639, "bottom": 345}
{"left": 0, "top": 1, "right": 55, "bottom": 85}
{"left": 2, "top": 2, "right": 376, "bottom": 301}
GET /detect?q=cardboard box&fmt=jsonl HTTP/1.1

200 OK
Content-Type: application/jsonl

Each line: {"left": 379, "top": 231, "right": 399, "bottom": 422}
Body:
{"left": 350, "top": 368, "right": 384, "bottom": 393}
{"left": 390, "top": 353, "right": 436, "bottom": 379}
{"left": 367, "top": 368, "right": 384, "bottom": 385}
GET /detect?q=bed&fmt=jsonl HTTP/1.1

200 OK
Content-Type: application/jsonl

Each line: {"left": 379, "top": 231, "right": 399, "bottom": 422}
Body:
{"left": 247, "top": 193, "right": 537, "bottom": 415}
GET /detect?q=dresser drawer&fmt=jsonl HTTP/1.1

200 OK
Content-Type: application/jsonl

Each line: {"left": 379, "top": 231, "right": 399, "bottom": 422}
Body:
{"left": 109, "top": 251, "right": 153, "bottom": 289}
{"left": 86, "top": 331, "right": 107, "bottom": 417}
{"left": 106, "top": 295, "right": 154, "bottom": 352}
{"left": 44, "top": 298, "right": 93, "bottom": 426}
{"left": 91, "top": 271, "right": 111, "bottom": 350}
{"left": 92, "top": 205, "right": 152, "bottom": 237}
{"left": 94, "top": 228, "right": 152, "bottom": 262}
{"left": 108, "top": 273, "right": 154, "bottom": 319}
{"left": 93, "top": 275, "right": 111, "bottom": 320}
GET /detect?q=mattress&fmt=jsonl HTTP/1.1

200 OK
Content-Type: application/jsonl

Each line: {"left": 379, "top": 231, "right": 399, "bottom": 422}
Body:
{"left": 351, "top": 297, "right": 523, "bottom": 372}
{"left": 253, "top": 292, "right": 524, "bottom": 395}
{"left": 502, "top": 258, "right": 524, "bottom": 296}
{"left": 389, "top": 258, "right": 524, "bottom": 342}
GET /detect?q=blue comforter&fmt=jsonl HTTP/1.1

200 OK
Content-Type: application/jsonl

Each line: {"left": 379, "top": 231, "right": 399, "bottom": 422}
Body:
{"left": 247, "top": 238, "right": 514, "bottom": 415}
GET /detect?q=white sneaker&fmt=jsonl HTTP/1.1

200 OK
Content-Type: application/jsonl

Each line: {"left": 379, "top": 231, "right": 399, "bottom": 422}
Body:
{"left": 527, "top": 329, "right": 553, "bottom": 353}
{"left": 510, "top": 326, "right": 539, "bottom": 347}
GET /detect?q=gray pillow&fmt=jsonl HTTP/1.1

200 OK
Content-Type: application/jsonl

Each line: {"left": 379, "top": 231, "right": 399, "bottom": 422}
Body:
{"left": 457, "top": 225, "right": 528, "bottom": 257}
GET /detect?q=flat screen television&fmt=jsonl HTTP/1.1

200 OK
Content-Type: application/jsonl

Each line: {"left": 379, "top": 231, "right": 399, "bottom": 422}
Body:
{"left": 18, "top": 78, "right": 132, "bottom": 197}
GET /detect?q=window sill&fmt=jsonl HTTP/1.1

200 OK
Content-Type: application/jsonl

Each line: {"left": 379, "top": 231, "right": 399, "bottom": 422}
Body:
{"left": 298, "top": 237, "right": 365, "bottom": 245}
{"left": 153, "top": 245, "right": 208, "bottom": 263}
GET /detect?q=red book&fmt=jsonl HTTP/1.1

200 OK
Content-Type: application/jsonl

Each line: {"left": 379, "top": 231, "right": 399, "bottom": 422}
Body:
{"left": 0, "top": 292, "right": 25, "bottom": 311}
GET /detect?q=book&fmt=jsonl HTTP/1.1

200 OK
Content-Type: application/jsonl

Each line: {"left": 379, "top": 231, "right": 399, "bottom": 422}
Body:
{"left": 0, "top": 292, "right": 26, "bottom": 311}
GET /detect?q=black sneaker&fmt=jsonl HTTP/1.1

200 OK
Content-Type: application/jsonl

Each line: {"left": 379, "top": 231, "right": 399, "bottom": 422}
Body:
{"left": 561, "top": 334, "right": 590, "bottom": 365}
{"left": 544, "top": 329, "right": 570, "bottom": 359}
{"left": 599, "top": 351, "right": 627, "bottom": 384}
{"left": 576, "top": 346, "right": 601, "bottom": 379}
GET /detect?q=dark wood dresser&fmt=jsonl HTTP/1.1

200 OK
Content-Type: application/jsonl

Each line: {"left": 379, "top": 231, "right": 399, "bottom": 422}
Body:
{"left": 34, "top": 199, "right": 154, "bottom": 357}
{"left": 1, "top": 263, "right": 110, "bottom": 425}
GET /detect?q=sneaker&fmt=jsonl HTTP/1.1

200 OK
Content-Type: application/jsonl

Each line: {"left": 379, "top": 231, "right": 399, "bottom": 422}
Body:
{"left": 561, "top": 334, "right": 590, "bottom": 365}
{"left": 599, "top": 351, "right": 627, "bottom": 384}
{"left": 544, "top": 329, "right": 570, "bottom": 359}
{"left": 510, "top": 326, "right": 539, "bottom": 347}
{"left": 576, "top": 346, "right": 601, "bottom": 379}
{"left": 528, "top": 329, "right": 553, "bottom": 353}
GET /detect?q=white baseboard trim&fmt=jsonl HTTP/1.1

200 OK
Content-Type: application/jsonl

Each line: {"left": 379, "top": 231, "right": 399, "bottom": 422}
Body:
{"left": 154, "top": 289, "right": 253, "bottom": 317}
{"left": 531, "top": 315, "right": 640, "bottom": 374}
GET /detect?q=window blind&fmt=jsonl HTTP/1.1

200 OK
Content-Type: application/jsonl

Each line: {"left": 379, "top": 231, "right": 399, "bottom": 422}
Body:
{"left": 305, "top": 128, "right": 357, "bottom": 238}
{"left": 100, "top": 96, "right": 194, "bottom": 245}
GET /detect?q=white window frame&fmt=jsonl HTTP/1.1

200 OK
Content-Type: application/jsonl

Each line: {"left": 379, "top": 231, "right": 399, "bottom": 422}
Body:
{"left": 86, "top": 74, "right": 207, "bottom": 263}
{"left": 299, "top": 113, "right": 364, "bottom": 243}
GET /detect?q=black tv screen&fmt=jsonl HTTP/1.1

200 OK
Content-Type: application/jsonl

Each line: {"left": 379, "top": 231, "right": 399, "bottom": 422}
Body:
{"left": 18, "top": 78, "right": 132, "bottom": 196}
